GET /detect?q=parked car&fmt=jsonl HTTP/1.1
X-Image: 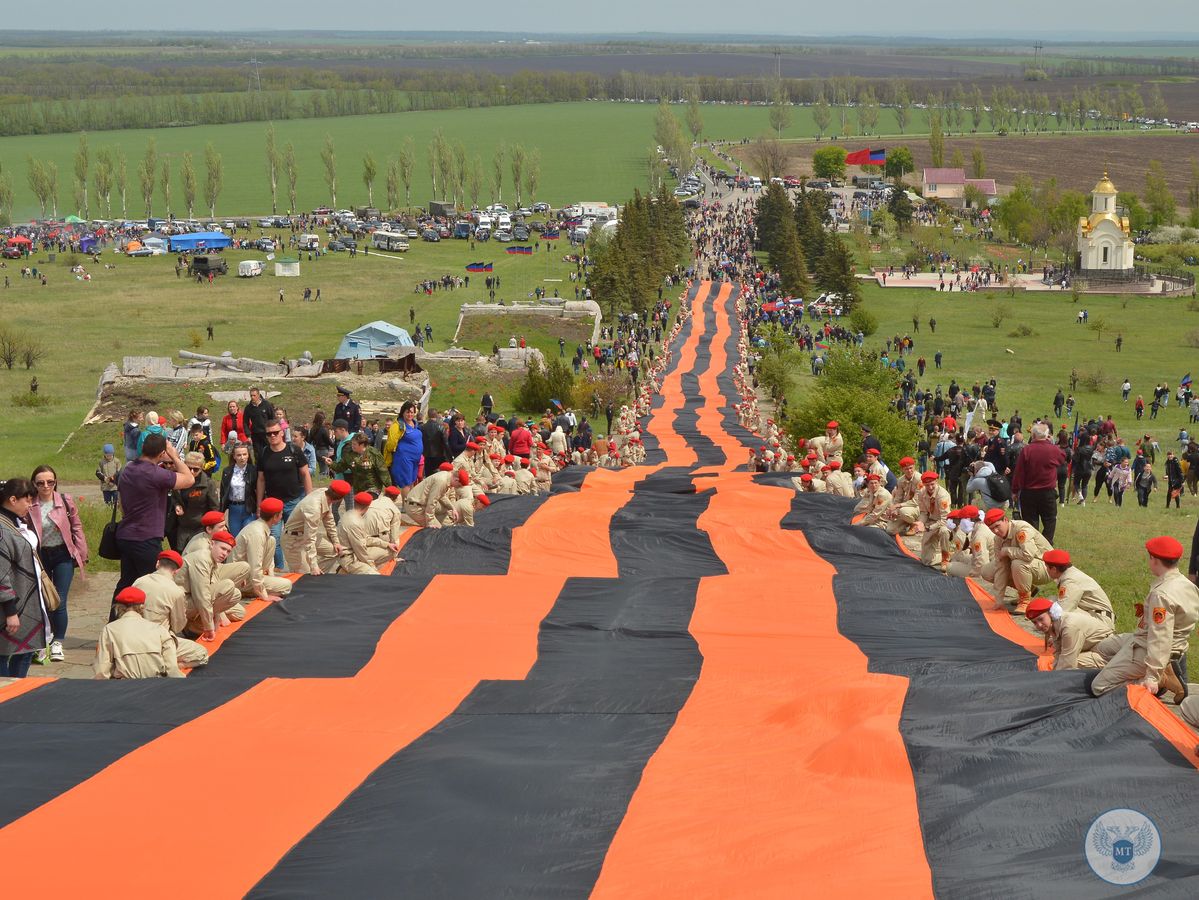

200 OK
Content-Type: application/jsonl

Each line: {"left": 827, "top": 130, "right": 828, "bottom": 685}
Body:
{"left": 255, "top": 238, "right": 277, "bottom": 252}
{"left": 127, "top": 246, "right": 164, "bottom": 257}
{"left": 257, "top": 218, "right": 274, "bottom": 228}
{"left": 515, "top": 207, "right": 533, "bottom": 217}
{"left": 422, "top": 229, "right": 440, "bottom": 242}
{"left": 494, "top": 230, "right": 513, "bottom": 242}
{"left": 406, "top": 229, "right": 420, "bottom": 239}
{"left": 437, "top": 225, "right": 451, "bottom": 238}
{"left": 2, "top": 246, "right": 23, "bottom": 259}
{"left": 532, "top": 202, "right": 550, "bottom": 213}
{"left": 513, "top": 226, "right": 530, "bottom": 241}
{"left": 327, "top": 240, "right": 346, "bottom": 251}
{"left": 342, "top": 239, "right": 357, "bottom": 250}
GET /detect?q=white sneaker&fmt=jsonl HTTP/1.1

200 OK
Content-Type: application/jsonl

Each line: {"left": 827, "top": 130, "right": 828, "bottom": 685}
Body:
{"left": 49, "top": 640, "right": 64, "bottom": 662}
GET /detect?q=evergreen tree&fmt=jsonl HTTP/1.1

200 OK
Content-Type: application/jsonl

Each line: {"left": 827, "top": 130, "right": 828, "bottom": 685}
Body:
{"left": 772, "top": 214, "right": 811, "bottom": 298}
{"left": 815, "top": 234, "right": 860, "bottom": 303}
{"left": 754, "top": 182, "right": 792, "bottom": 256}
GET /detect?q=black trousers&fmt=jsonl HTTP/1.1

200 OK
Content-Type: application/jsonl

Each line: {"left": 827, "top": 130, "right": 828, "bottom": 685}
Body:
{"left": 1019, "top": 488, "right": 1059, "bottom": 544}
{"left": 113, "top": 535, "right": 163, "bottom": 617}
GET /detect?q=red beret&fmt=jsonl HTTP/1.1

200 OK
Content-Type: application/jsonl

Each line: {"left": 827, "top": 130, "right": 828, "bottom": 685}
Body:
{"left": 827, "top": 421, "right": 839, "bottom": 429}
{"left": 260, "top": 497, "right": 284, "bottom": 516}
{"left": 384, "top": 486, "right": 401, "bottom": 498}
{"left": 867, "top": 473, "right": 881, "bottom": 482}
{"left": 439, "top": 462, "right": 454, "bottom": 472}
{"left": 984, "top": 508, "right": 1006, "bottom": 526}
{"left": 1043, "top": 549, "right": 1071, "bottom": 568}
{"left": 800, "top": 473, "right": 812, "bottom": 482}
{"left": 529, "top": 466, "right": 537, "bottom": 475}
{"left": 465, "top": 441, "right": 479, "bottom": 450}
{"left": 787, "top": 455, "right": 795, "bottom": 461}
{"left": 806, "top": 451, "right": 818, "bottom": 459}
{"left": 1146, "top": 535, "right": 1184, "bottom": 562}
{"left": 157, "top": 550, "right": 183, "bottom": 568}
{"left": 828, "top": 460, "right": 841, "bottom": 469}
{"left": 504, "top": 454, "right": 515, "bottom": 464}
{"left": 899, "top": 456, "right": 915, "bottom": 467}
{"left": 458, "top": 468, "right": 471, "bottom": 486}
{"left": 201, "top": 511, "right": 225, "bottom": 527}
{"left": 797, "top": 438, "right": 807, "bottom": 448}
{"left": 920, "top": 471, "right": 938, "bottom": 484}
{"left": 477, "top": 494, "right": 490, "bottom": 507}
{"left": 947, "top": 508, "right": 963, "bottom": 520}
{"left": 115, "top": 586, "right": 147, "bottom": 605}
{"left": 867, "top": 448, "right": 880, "bottom": 456}
{"left": 1025, "top": 597, "right": 1053, "bottom": 619}
{"left": 211, "top": 530, "right": 236, "bottom": 547}
{"left": 328, "top": 479, "right": 352, "bottom": 496}
{"left": 354, "top": 491, "right": 374, "bottom": 506}
{"left": 960, "top": 504, "right": 979, "bottom": 519}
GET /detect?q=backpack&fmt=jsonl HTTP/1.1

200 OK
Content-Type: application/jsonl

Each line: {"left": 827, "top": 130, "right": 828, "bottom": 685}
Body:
{"left": 986, "top": 472, "right": 1012, "bottom": 502}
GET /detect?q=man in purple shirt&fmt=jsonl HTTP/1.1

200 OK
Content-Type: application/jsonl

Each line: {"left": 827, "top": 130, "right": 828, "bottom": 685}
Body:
{"left": 115, "top": 432, "right": 194, "bottom": 599}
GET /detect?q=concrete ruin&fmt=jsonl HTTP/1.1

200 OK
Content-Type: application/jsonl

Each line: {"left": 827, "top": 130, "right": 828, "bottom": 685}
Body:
{"left": 453, "top": 299, "right": 602, "bottom": 346}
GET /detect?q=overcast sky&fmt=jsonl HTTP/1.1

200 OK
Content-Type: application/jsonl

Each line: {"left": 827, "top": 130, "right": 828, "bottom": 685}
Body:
{"left": 7, "top": 1, "right": 1199, "bottom": 36}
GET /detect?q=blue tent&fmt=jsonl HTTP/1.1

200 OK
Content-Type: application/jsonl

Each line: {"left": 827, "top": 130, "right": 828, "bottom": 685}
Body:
{"left": 169, "top": 231, "right": 233, "bottom": 252}
{"left": 336, "top": 321, "right": 414, "bottom": 359}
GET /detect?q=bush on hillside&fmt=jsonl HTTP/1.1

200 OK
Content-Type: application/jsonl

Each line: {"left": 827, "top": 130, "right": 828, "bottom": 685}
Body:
{"left": 515, "top": 357, "right": 575, "bottom": 415}
{"left": 848, "top": 306, "right": 877, "bottom": 337}
{"left": 785, "top": 348, "right": 920, "bottom": 470}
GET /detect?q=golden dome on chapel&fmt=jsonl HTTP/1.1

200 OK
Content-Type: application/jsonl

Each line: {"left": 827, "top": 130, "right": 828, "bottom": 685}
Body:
{"left": 1092, "top": 171, "right": 1117, "bottom": 194}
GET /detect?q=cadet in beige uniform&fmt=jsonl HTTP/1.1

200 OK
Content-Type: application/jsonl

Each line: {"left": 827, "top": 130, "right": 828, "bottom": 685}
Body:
{"left": 234, "top": 498, "right": 294, "bottom": 601}
{"left": 94, "top": 587, "right": 183, "bottom": 679}
{"left": 823, "top": 460, "right": 855, "bottom": 498}
{"left": 403, "top": 464, "right": 457, "bottom": 527}
{"left": 1090, "top": 536, "right": 1199, "bottom": 699}
{"left": 514, "top": 459, "right": 537, "bottom": 495}
{"left": 916, "top": 471, "right": 953, "bottom": 570}
{"left": 442, "top": 484, "right": 490, "bottom": 527}
{"left": 883, "top": 457, "right": 922, "bottom": 536}
{"left": 134, "top": 550, "right": 209, "bottom": 668}
{"left": 947, "top": 506, "right": 997, "bottom": 579}
{"left": 856, "top": 474, "right": 892, "bottom": 527}
{"left": 1043, "top": 549, "right": 1115, "bottom": 625}
{"left": 1025, "top": 597, "right": 1113, "bottom": 671}
{"left": 281, "top": 479, "right": 349, "bottom": 575}
{"left": 183, "top": 510, "right": 250, "bottom": 590}
{"left": 181, "top": 531, "right": 245, "bottom": 640}
{"left": 365, "top": 486, "right": 405, "bottom": 544}
{"left": 338, "top": 491, "right": 397, "bottom": 574}
{"left": 989, "top": 515, "right": 1054, "bottom": 613}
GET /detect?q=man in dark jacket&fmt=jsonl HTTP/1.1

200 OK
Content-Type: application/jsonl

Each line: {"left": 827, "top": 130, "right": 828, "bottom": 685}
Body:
{"left": 334, "top": 386, "right": 362, "bottom": 434}
{"left": 420, "top": 409, "right": 451, "bottom": 474}
{"left": 243, "top": 387, "right": 276, "bottom": 463}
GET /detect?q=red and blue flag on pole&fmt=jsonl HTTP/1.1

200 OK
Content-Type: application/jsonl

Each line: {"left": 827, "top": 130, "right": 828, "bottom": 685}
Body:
{"left": 465, "top": 262, "right": 493, "bottom": 272}
{"left": 506, "top": 246, "right": 533, "bottom": 255}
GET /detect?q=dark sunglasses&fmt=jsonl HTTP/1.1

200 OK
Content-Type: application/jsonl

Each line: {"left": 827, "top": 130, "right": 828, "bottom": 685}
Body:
{"left": 266, "top": 429, "right": 283, "bottom": 436}
{"left": 35, "top": 479, "right": 56, "bottom": 487}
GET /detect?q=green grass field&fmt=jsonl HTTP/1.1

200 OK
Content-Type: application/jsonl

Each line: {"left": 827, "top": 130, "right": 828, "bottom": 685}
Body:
{"left": 0, "top": 101, "right": 918, "bottom": 221}
{"left": 786, "top": 279, "right": 1199, "bottom": 670}
{"left": 0, "top": 230, "right": 591, "bottom": 479}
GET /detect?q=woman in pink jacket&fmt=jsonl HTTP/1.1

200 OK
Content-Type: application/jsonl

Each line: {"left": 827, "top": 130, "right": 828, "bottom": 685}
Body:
{"left": 28, "top": 465, "right": 88, "bottom": 663}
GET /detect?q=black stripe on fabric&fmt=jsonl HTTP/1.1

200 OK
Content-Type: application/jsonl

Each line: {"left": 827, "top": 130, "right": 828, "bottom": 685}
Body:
{"left": 247, "top": 470, "right": 719, "bottom": 899}
{"left": 780, "top": 489, "right": 1199, "bottom": 900}
{"left": 0, "top": 676, "right": 257, "bottom": 828}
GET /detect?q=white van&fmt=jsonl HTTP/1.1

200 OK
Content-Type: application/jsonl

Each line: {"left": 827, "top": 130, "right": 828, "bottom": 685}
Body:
{"left": 298, "top": 234, "right": 321, "bottom": 251}
{"left": 497, "top": 213, "right": 512, "bottom": 229}
{"left": 238, "top": 260, "right": 264, "bottom": 277}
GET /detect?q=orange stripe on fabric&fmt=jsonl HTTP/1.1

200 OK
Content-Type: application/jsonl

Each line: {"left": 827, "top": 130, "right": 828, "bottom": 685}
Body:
{"left": 0, "top": 677, "right": 53, "bottom": 705}
{"left": 1126, "top": 684, "right": 1199, "bottom": 771}
{"left": 593, "top": 476, "right": 934, "bottom": 899}
{"left": 650, "top": 282, "right": 713, "bottom": 467}
{"left": 692, "top": 281, "right": 745, "bottom": 469}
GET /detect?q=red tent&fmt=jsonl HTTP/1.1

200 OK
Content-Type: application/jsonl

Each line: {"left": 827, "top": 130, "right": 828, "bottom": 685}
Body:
{"left": 7, "top": 235, "right": 31, "bottom": 246}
